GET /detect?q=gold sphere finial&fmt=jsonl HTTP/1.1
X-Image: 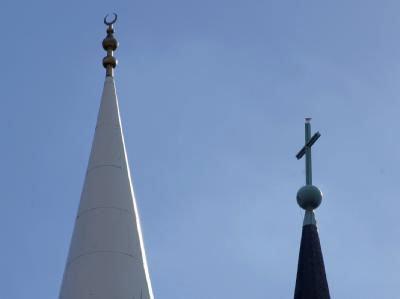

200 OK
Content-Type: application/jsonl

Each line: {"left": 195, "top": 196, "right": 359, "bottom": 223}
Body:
{"left": 102, "top": 13, "right": 119, "bottom": 77}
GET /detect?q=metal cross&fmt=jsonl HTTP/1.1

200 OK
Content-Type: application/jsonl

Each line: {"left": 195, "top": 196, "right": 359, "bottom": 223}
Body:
{"left": 295, "top": 118, "right": 321, "bottom": 185}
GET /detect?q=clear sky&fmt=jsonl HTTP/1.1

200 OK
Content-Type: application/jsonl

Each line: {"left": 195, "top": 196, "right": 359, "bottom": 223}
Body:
{"left": 1, "top": 0, "right": 400, "bottom": 298}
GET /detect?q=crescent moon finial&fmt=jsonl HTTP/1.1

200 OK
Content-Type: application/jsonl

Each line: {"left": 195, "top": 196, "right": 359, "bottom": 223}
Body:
{"left": 104, "top": 13, "right": 118, "bottom": 26}
{"left": 102, "top": 13, "right": 119, "bottom": 77}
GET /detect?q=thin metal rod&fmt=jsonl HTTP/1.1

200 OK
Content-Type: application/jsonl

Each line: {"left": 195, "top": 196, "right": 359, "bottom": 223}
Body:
{"left": 305, "top": 121, "right": 312, "bottom": 185}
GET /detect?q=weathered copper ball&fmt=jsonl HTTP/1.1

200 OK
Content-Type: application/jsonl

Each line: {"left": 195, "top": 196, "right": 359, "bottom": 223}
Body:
{"left": 103, "top": 56, "right": 118, "bottom": 68}
{"left": 296, "top": 185, "right": 322, "bottom": 210}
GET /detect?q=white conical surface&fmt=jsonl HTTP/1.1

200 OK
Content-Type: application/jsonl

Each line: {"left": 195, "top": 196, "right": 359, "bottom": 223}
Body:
{"left": 59, "top": 77, "right": 154, "bottom": 299}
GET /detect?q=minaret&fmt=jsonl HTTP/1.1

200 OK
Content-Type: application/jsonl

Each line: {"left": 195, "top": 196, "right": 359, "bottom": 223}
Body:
{"left": 294, "top": 119, "right": 330, "bottom": 299}
{"left": 59, "top": 14, "right": 154, "bottom": 299}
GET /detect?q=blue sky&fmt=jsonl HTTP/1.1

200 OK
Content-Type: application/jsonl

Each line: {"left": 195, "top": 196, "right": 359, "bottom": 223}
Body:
{"left": 1, "top": 0, "right": 400, "bottom": 298}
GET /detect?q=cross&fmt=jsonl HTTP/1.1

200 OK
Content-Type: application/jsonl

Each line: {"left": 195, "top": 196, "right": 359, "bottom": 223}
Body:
{"left": 295, "top": 118, "right": 321, "bottom": 185}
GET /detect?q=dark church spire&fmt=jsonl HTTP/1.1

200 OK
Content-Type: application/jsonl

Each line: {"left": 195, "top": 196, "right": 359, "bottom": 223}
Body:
{"left": 294, "top": 119, "right": 330, "bottom": 299}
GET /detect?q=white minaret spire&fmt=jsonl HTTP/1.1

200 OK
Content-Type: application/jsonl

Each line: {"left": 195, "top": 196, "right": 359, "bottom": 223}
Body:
{"left": 59, "top": 14, "right": 154, "bottom": 299}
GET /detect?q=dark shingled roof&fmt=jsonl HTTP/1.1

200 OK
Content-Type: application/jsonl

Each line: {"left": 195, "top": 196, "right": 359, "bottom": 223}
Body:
{"left": 294, "top": 224, "right": 330, "bottom": 299}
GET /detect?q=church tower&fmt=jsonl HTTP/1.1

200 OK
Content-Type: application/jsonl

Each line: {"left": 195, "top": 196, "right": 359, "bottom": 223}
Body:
{"left": 294, "top": 119, "right": 330, "bottom": 299}
{"left": 59, "top": 15, "right": 154, "bottom": 299}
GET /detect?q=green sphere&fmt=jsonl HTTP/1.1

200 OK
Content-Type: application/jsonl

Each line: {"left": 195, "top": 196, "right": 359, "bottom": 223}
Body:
{"left": 296, "top": 185, "right": 322, "bottom": 210}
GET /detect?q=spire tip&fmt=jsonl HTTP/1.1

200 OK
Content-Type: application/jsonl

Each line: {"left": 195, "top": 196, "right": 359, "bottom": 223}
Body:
{"left": 102, "top": 13, "right": 119, "bottom": 77}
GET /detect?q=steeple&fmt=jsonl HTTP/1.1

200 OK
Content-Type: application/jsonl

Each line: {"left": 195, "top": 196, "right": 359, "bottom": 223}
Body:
{"left": 294, "top": 119, "right": 330, "bottom": 299}
{"left": 59, "top": 15, "right": 154, "bottom": 299}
